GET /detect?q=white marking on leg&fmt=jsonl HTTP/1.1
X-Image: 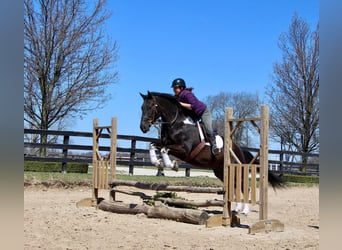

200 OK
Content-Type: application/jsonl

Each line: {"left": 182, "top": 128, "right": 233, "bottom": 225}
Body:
{"left": 234, "top": 202, "right": 243, "bottom": 212}
{"left": 160, "top": 147, "right": 178, "bottom": 171}
{"left": 149, "top": 144, "right": 162, "bottom": 167}
{"left": 241, "top": 204, "right": 250, "bottom": 215}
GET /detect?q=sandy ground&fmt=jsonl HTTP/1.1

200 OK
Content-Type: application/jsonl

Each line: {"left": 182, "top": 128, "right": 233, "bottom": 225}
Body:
{"left": 24, "top": 182, "right": 319, "bottom": 250}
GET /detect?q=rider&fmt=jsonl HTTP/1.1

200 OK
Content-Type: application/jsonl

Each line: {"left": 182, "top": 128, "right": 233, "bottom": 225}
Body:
{"left": 171, "top": 78, "right": 219, "bottom": 155}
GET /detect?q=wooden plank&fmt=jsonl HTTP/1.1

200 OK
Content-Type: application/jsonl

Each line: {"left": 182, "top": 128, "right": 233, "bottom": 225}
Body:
{"left": 206, "top": 214, "right": 224, "bottom": 228}
{"left": 259, "top": 105, "right": 269, "bottom": 220}
{"left": 97, "top": 126, "right": 113, "bottom": 130}
{"left": 24, "top": 128, "right": 93, "bottom": 137}
{"left": 100, "top": 160, "right": 108, "bottom": 189}
{"left": 235, "top": 164, "right": 241, "bottom": 202}
{"left": 243, "top": 164, "right": 249, "bottom": 204}
{"left": 251, "top": 165, "right": 257, "bottom": 205}
{"left": 223, "top": 108, "right": 233, "bottom": 226}
{"left": 93, "top": 119, "right": 99, "bottom": 192}
{"left": 230, "top": 121, "right": 243, "bottom": 137}
{"left": 250, "top": 120, "right": 260, "bottom": 134}
{"left": 206, "top": 213, "right": 240, "bottom": 228}
{"left": 113, "top": 188, "right": 224, "bottom": 207}
{"left": 24, "top": 156, "right": 91, "bottom": 163}
{"left": 24, "top": 142, "right": 93, "bottom": 151}
{"left": 109, "top": 180, "right": 223, "bottom": 193}
{"left": 230, "top": 148, "right": 242, "bottom": 164}
{"left": 226, "top": 117, "right": 261, "bottom": 122}
{"left": 229, "top": 165, "right": 235, "bottom": 202}
{"left": 111, "top": 117, "right": 117, "bottom": 182}
{"left": 248, "top": 219, "right": 284, "bottom": 234}
{"left": 249, "top": 151, "right": 260, "bottom": 164}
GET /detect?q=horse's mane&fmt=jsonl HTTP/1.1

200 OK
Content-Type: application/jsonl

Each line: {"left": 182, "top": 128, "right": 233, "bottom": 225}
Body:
{"left": 149, "top": 91, "right": 195, "bottom": 119}
{"left": 149, "top": 92, "right": 182, "bottom": 109}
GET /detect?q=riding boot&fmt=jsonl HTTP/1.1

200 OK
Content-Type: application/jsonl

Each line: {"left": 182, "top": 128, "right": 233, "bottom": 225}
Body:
{"left": 211, "top": 136, "right": 220, "bottom": 155}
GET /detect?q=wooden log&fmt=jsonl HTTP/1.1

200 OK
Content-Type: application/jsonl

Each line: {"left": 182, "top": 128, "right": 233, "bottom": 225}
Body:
{"left": 248, "top": 219, "right": 284, "bottom": 234}
{"left": 113, "top": 188, "right": 224, "bottom": 207}
{"left": 98, "top": 200, "right": 209, "bottom": 225}
{"left": 109, "top": 180, "right": 222, "bottom": 193}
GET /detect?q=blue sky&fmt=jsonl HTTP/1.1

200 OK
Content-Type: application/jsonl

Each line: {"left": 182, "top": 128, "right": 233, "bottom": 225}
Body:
{"left": 70, "top": 1, "right": 318, "bottom": 148}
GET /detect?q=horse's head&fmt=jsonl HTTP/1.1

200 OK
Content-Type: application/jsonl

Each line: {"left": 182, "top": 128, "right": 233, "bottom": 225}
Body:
{"left": 139, "top": 91, "right": 160, "bottom": 133}
{"left": 140, "top": 91, "right": 185, "bottom": 133}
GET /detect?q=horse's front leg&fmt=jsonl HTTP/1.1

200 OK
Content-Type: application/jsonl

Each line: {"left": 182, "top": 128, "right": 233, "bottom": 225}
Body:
{"left": 149, "top": 143, "right": 163, "bottom": 167}
{"left": 160, "top": 147, "right": 179, "bottom": 171}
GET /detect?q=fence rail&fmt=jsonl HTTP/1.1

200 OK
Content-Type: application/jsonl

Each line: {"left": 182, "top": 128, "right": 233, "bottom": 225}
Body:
{"left": 24, "top": 129, "right": 319, "bottom": 176}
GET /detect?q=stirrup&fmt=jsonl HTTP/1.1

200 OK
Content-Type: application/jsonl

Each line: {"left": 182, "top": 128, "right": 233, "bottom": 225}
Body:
{"left": 211, "top": 144, "right": 220, "bottom": 155}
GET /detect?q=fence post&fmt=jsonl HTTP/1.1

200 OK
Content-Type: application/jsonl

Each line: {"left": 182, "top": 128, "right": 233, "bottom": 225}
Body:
{"left": 62, "top": 135, "right": 70, "bottom": 174}
{"left": 185, "top": 167, "right": 190, "bottom": 177}
{"left": 279, "top": 151, "right": 284, "bottom": 175}
{"left": 129, "top": 139, "right": 136, "bottom": 175}
{"left": 110, "top": 117, "right": 117, "bottom": 182}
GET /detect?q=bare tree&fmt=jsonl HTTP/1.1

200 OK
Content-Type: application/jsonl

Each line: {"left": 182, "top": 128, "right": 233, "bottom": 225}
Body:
{"left": 265, "top": 14, "right": 319, "bottom": 171}
{"left": 204, "top": 91, "right": 260, "bottom": 146}
{"left": 24, "top": 0, "right": 118, "bottom": 153}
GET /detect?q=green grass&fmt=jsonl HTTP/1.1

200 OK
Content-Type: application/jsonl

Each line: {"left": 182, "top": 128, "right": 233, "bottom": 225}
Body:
{"left": 24, "top": 171, "right": 93, "bottom": 183}
{"left": 24, "top": 165, "right": 319, "bottom": 188}
{"left": 24, "top": 171, "right": 222, "bottom": 187}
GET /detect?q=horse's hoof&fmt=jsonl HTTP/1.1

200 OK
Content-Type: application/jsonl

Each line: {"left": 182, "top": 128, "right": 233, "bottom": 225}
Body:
{"left": 171, "top": 166, "right": 178, "bottom": 172}
{"left": 171, "top": 160, "right": 179, "bottom": 172}
{"left": 240, "top": 213, "right": 248, "bottom": 218}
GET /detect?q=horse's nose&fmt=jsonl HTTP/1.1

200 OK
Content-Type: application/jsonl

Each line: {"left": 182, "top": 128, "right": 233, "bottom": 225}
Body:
{"left": 140, "top": 123, "right": 149, "bottom": 133}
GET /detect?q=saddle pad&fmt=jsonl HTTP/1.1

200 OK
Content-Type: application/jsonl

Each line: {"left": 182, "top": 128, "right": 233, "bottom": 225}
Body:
{"left": 215, "top": 135, "right": 224, "bottom": 149}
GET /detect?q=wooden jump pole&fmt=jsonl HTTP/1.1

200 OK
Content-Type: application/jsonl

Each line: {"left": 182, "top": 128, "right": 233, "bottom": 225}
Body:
{"left": 93, "top": 117, "right": 117, "bottom": 203}
{"left": 213, "top": 105, "right": 284, "bottom": 233}
{"left": 259, "top": 105, "right": 269, "bottom": 221}
{"left": 222, "top": 107, "right": 233, "bottom": 226}
{"left": 92, "top": 118, "right": 99, "bottom": 206}
{"left": 76, "top": 117, "right": 117, "bottom": 207}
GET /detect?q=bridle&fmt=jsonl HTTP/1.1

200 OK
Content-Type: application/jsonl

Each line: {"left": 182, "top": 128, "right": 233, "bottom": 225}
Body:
{"left": 146, "top": 95, "right": 179, "bottom": 127}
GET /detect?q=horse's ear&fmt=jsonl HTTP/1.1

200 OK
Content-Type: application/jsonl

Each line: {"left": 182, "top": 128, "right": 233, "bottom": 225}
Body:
{"left": 147, "top": 91, "right": 152, "bottom": 98}
{"left": 140, "top": 92, "right": 147, "bottom": 99}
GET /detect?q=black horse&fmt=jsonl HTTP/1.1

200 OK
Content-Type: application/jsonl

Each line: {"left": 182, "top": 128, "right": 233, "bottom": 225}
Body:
{"left": 139, "top": 91, "right": 284, "bottom": 195}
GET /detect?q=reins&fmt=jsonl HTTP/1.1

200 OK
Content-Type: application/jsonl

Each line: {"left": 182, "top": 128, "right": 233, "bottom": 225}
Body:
{"left": 151, "top": 95, "right": 179, "bottom": 127}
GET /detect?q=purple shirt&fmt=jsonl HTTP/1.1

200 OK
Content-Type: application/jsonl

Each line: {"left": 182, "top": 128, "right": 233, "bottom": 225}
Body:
{"left": 177, "top": 89, "right": 207, "bottom": 117}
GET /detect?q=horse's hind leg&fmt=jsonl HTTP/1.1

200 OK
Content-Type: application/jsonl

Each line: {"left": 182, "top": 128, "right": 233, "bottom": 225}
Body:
{"left": 241, "top": 203, "right": 250, "bottom": 215}
{"left": 234, "top": 187, "right": 250, "bottom": 215}
{"left": 234, "top": 202, "right": 243, "bottom": 212}
{"left": 160, "top": 147, "right": 179, "bottom": 171}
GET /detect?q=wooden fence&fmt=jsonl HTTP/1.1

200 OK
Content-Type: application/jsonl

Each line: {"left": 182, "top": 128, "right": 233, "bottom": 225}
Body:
{"left": 24, "top": 128, "right": 319, "bottom": 176}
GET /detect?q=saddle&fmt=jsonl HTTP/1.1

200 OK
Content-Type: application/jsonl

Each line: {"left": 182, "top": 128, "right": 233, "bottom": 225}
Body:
{"left": 184, "top": 118, "right": 223, "bottom": 162}
{"left": 196, "top": 121, "right": 223, "bottom": 148}
{"left": 183, "top": 116, "right": 223, "bottom": 147}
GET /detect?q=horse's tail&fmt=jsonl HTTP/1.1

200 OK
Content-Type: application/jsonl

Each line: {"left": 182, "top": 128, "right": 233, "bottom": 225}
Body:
{"left": 268, "top": 172, "right": 286, "bottom": 190}
{"left": 242, "top": 149, "right": 286, "bottom": 190}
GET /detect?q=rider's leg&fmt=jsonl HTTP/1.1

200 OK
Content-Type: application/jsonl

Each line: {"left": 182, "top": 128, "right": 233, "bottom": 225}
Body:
{"left": 201, "top": 108, "right": 219, "bottom": 154}
{"left": 201, "top": 108, "right": 215, "bottom": 141}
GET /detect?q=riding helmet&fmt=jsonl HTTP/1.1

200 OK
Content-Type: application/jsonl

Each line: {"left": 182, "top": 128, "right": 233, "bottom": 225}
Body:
{"left": 171, "top": 78, "right": 186, "bottom": 88}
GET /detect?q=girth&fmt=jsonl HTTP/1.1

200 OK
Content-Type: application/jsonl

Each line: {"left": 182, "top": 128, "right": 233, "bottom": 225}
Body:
{"left": 185, "top": 141, "right": 207, "bottom": 162}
